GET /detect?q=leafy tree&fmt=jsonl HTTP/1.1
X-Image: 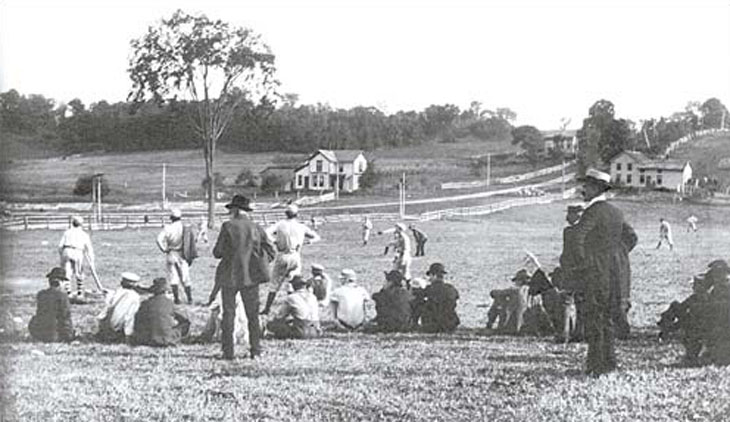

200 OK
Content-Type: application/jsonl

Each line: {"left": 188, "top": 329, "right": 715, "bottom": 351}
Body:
{"left": 73, "top": 174, "right": 110, "bottom": 198}
{"left": 260, "top": 173, "right": 286, "bottom": 193}
{"left": 201, "top": 173, "right": 226, "bottom": 192}
{"left": 128, "top": 10, "right": 278, "bottom": 227}
{"left": 700, "top": 98, "right": 728, "bottom": 129}
{"left": 359, "top": 160, "right": 380, "bottom": 190}
{"left": 576, "top": 99, "right": 636, "bottom": 173}
{"left": 511, "top": 125, "right": 543, "bottom": 166}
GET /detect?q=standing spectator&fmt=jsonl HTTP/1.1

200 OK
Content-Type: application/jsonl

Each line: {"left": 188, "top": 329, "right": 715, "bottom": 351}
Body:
{"left": 686, "top": 215, "right": 698, "bottom": 233}
{"left": 330, "top": 269, "right": 372, "bottom": 331}
{"left": 58, "top": 216, "right": 95, "bottom": 301}
{"left": 96, "top": 272, "right": 142, "bottom": 343}
{"left": 370, "top": 270, "right": 414, "bottom": 333}
{"left": 420, "top": 263, "right": 460, "bottom": 333}
{"left": 409, "top": 224, "right": 428, "bottom": 257}
{"left": 261, "top": 204, "right": 321, "bottom": 315}
{"left": 267, "top": 275, "right": 321, "bottom": 339}
{"left": 28, "top": 267, "right": 74, "bottom": 342}
{"left": 656, "top": 218, "right": 674, "bottom": 250}
{"left": 156, "top": 208, "right": 190, "bottom": 304}
{"left": 392, "top": 223, "right": 413, "bottom": 283}
{"left": 362, "top": 216, "right": 373, "bottom": 246}
{"left": 213, "top": 194, "right": 275, "bottom": 360}
{"left": 133, "top": 278, "right": 190, "bottom": 347}
{"left": 560, "top": 204, "right": 585, "bottom": 340}
{"left": 573, "top": 168, "right": 637, "bottom": 376}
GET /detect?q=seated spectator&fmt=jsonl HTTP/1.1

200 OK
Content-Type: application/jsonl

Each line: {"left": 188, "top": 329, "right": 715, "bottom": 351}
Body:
{"left": 409, "top": 277, "right": 429, "bottom": 330}
{"left": 198, "top": 287, "right": 248, "bottom": 346}
{"left": 96, "top": 272, "right": 142, "bottom": 343}
{"left": 369, "top": 270, "right": 414, "bottom": 333}
{"left": 330, "top": 269, "right": 372, "bottom": 331}
{"left": 133, "top": 278, "right": 190, "bottom": 347}
{"left": 307, "top": 263, "right": 333, "bottom": 319}
{"left": 421, "top": 263, "right": 460, "bottom": 333}
{"left": 267, "top": 275, "right": 321, "bottom": 339}
{"left": 28, "top": 267, "right": 74, "bottom": 342}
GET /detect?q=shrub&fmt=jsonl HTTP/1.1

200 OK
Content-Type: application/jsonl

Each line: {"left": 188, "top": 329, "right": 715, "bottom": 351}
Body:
{"left": 73, "top": 174, "right": 110, "bottom": 197}
{"left": 359, "top": 160, "right": 381, "bottom": 190}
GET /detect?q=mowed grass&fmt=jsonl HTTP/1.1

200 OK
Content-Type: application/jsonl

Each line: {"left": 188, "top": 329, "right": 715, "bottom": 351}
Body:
{"left": 2, "top": 199, "right": 730, "bottom": 421}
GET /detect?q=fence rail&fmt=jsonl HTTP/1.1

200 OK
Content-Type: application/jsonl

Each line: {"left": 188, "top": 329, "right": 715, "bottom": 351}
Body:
{"left": 664, "top": 128, "right": 730, "bottom": 156}
{"left": 440, "top": 160, "right": 576, "bottom": 190}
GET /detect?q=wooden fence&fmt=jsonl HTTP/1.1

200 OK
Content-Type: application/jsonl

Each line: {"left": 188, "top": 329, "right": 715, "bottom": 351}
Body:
{"left": 664, "top": 128, "right": 730, "bottom": 156}
{"left": 440, "top": 160, "right": 576, "bottom": 190}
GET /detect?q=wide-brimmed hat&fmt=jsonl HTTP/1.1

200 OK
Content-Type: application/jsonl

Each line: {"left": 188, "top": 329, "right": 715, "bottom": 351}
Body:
{"left": 395, "top": 222, "right": 407, "bottom": 232}
{"left": 708, "top": 259, "right": 729, "bottom": 271}
{"left": 426, "top": 262, "right": 447, "bottom": 276}
{"left": 577, "top": 168, "right": 612, "bottom": 189}
{"left": 169, "top": 208, "right": 182, "bottom": 219}
{"left": 511, "top": 269, "right": 531, "bottom": 284}
{"left": 225, "top": 194, "right": 253, "bottom": 211}
{"left": 46, "top": 267, "right": 68, "bottom": 281}
{"left": 149, "top": 277, "right": 169, "bottom": 294}
{"left": 385, "top": 270, "right": 404, "bottom": 284}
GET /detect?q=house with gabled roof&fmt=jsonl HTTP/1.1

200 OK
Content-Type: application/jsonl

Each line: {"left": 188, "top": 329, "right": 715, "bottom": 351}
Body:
{"left": 609, "top": 150, "right": 692, "bottom": 192}
{"left": 293, "top": 149, "right": 368, "bottom": 192}
{"left": 542, "top": 129, "right": 578, "bottom": 154}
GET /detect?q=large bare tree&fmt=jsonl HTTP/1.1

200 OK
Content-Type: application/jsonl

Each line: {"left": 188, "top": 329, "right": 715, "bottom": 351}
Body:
{"left": 128, "top": 10, "right": 277, "bottom": 227}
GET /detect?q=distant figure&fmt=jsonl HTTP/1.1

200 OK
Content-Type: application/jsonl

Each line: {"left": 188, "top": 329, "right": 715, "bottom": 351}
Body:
{"left": 96, "top": 272, "right": 142, "bottom": 344}
{"left": 310, "top": 215, "right": 319, "bottom": 230}
{"left": 156, "top": 208, "right": 190, "bottom": 304}
{"left": 409, "top": 224, "right": 428, "bottom": 257}
{"left": 58, "top": 215, "right": 95, "bottom": 300}
{"left": 420, "top": 263, "right": 460, "bottom": 333}
{"left": 392, "top": 223, "right": 413, "bottom": 282}
{"left": 267, "top": 275, "right": 321, "bottom": 339}
{"left": 330, "top": 269, "right": 372, "bottom": 331}
{"left": 28, "top": 267, "right": 74, "bottom": 343}
{"left": 369, "top": 270, "right": 414, "bottom": 333}
{"left": 197, "top": 217, "right": 209, "bottom": 243}
{"left": 133, "top": 278, "right": 190, "bottom": 347}
{"left": 656, "top": 218, "right": 674, "bottom": 250}
{"left": 262, "top": 204, "right": 321, "bottom": 315}
{"left": 686, "top": 215, "right": 698, "bottom": 233}
{"left": 362, "top": 217, "right": 373, "bottom": 246}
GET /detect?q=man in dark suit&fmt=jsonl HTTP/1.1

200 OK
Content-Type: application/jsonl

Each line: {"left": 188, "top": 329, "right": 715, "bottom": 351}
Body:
{"left": 133, "top": 278, "right": 190, "bottom": 347}
{"left": 28, "top": 267, "right": 74, "bottom": 342}
{"left": 213, "top": 194, "right": 275, "bottom": 360}
{"left": 573, "top": 168, "right": 637, "bottom": 376}
{"left": 420, "top": 263, "right": 460, "bottom": 333}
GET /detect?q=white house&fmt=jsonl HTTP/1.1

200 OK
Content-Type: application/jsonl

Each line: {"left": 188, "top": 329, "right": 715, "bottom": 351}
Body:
{"left": 293, "top": 150, "right": 368, "bottom": 192}
{"left": 542, "top": 129, "right": 578, "bottom": 155}
{"left": 609, "top": 150, "right": 692, "bottom": 192}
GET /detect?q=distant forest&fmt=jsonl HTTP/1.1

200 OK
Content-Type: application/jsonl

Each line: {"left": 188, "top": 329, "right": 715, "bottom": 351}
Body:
{"left": 0, "top": 90, "right": 519, "bottom": 155}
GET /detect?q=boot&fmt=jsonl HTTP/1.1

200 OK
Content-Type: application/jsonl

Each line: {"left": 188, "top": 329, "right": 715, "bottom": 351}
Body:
{"left": 172, "top": 285, "right": 181, "bottom": 305}
{"left": 184, "top": 286, "right": 193, "bottom": 305}
{"left": 260, "top": 292, "right": 277, "bottom": 315}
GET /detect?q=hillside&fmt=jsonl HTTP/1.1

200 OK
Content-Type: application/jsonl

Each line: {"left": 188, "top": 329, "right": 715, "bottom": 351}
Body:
{"left": 0, "top": 138, "right": 524, "bottom": 203}
{"left": 670, "top": 131, "right": 730, "bottom": 189}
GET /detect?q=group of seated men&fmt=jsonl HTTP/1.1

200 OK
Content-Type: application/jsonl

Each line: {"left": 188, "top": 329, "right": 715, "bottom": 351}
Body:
{"left": 29, "top": 268, "right": 189, "bottom": 346}
{"left": 266, "top": 262, "right": 461, "bottom": 339}
{"left": 28, "top": 261, "right": 461, "bottom": 345}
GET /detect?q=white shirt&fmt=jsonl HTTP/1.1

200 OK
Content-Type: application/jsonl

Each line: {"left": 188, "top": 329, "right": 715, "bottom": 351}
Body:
{"left": 275, "top": 289, "right": 320, "bottom": 322}
{"left": 330, "top": 282, "right": 370, "bottom": 328}
{"left": 266, "top": 218, "right": 320, "bottom": 253}
{"left": 585, "top": 193, "right": 607, "bottom": 210}
{"left": 157, "top": 220, "right": 183, "bottom": 252}
{"left": 97, "top": 288, "right": 141, "bottom": 336}
{"left": 660, "top": 221, "right": 672, "bottom": 236}
{"left": 58, "top": 226, "right": 94, "bottom": 259}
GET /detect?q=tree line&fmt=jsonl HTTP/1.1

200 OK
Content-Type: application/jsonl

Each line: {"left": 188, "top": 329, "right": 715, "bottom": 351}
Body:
{"left": 0, "top": 89, "right": 518, "bottom": 155}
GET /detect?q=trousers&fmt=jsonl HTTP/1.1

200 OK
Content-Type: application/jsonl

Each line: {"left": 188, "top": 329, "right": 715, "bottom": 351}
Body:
{"left": 221, "top": 284, "right": 261, "bottom": 359}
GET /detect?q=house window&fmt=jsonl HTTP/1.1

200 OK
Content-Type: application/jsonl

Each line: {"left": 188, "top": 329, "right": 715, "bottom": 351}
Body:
{"left": 297, "top": 175, "right": 303, "bottom": 187}
{"left": 639, "top": 175, "right": 645, "bottom": 184}
{"left": 319, "top": 175, "right": 325, "bottom": 187}
{"left": 627, "top": 163, "right": 633, "bottom": 171}
{"left": 316, "top": 160, "right": 323, "bottom": 172}
{"left": 616, "top": 163, "right": 622, "bottom": 171}
{"left": 339, "top": 165, "right": 344, "bottom": 173}
{"left": 657, "top": 176, "right": 663, "bottom": 185}
{"left": 312, "top": 176, "right": 318, "bottom": 187}
{"left": 359, "top": 162, "right": 365, "bottom": 173}
{"left": 627, "top": 174, "right": 633, "bottom": 184}
{"left": 657, "top": 169, "right": 662, "bottom": 174}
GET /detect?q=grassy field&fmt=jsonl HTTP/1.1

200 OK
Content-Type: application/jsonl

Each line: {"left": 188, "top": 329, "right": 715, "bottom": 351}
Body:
{"left": 2, "top": 199, "right": 730, "bottom": 421}
{"left": 672, "top": 132, "right": 730, "bottom": 188}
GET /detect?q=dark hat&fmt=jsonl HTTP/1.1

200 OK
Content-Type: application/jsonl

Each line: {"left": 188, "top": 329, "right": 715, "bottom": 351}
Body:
{"left": 46, "top": 267, "right": 68, "bottom": 281}
{"left": 511, "top": 269, "right": 531, "bottom": 284}
{"left": 426, "top": 263, "right": 447, "bottom": 276}
{"left": 385, "top": 270, "right": 404, "bottom": 284}
{"left": 225, "top": 194, "right": 253, "bottom": 211}
{"left": 577, "top": 168, "right": 612, "bottom": 189}
{"left": 567, "top": 204, "right": 584, "bottom": 214}
{"left": 708, "top": 259, "right": 729, "bottom": 271}
{"left": 149, "top": 277, "right": 169, "bottom": 294}
{"left": 290, "top": 275, "right": 306, "bottom": 289}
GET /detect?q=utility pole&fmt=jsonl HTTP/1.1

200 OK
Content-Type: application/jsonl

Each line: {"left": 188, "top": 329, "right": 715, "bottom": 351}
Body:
{"left": 399, "top": 172, "right": 406, "bottom": 218}
{"left": 162, "top": 163, "right": 167, "bottom": 209}
{"left": 486, "top": 153, "right": 491, "bottom": 186}
{"left": 722, "top": 109, "right": 727, "bottom": 130}
{"left": 91, "top": 176, "right": 97, "bottom": 224}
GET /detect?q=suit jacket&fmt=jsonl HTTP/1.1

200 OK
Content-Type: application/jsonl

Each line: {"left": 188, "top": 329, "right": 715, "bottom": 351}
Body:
{"left": 133, "top": 294, "right": 190, "bottom": 346}
{"left": 213, "top": 215, "right": 274, "bottom": 288}
{"left": 28, "top": 287, "right": 74, "bottom": 342}
{"left": 573, "top": 200, "right": 637, "bottom": 303}
{"left": 181, "top": 224, "right": 199, "bottom": 266}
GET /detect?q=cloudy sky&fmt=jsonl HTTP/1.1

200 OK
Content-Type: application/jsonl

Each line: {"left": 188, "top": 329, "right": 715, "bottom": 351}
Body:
{"left": 1, "top": 0, "right": 728, "bottom": 129}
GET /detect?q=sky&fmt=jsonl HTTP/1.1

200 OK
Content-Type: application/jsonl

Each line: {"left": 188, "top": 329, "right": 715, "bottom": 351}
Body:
{"left": 1, "top": 0, "right": 729, "bottom": 130}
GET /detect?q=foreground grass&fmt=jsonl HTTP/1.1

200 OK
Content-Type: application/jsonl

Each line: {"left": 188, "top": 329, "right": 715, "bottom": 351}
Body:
{"left": 2, "top": 199, "right": 730, "bottom": 420}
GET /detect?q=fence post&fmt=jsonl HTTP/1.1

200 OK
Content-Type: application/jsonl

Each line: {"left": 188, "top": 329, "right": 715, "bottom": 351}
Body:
{"left": 46, "top": 217, "right": 50, "bottom": 230}
{"left": 24, "top": 216, "right": 28, "bottom": 230}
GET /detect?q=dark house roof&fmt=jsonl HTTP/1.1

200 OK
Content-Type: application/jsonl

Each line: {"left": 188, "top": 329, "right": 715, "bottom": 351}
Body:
{"left": 639, "top": 160, "right": 689, "bottom": 171}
